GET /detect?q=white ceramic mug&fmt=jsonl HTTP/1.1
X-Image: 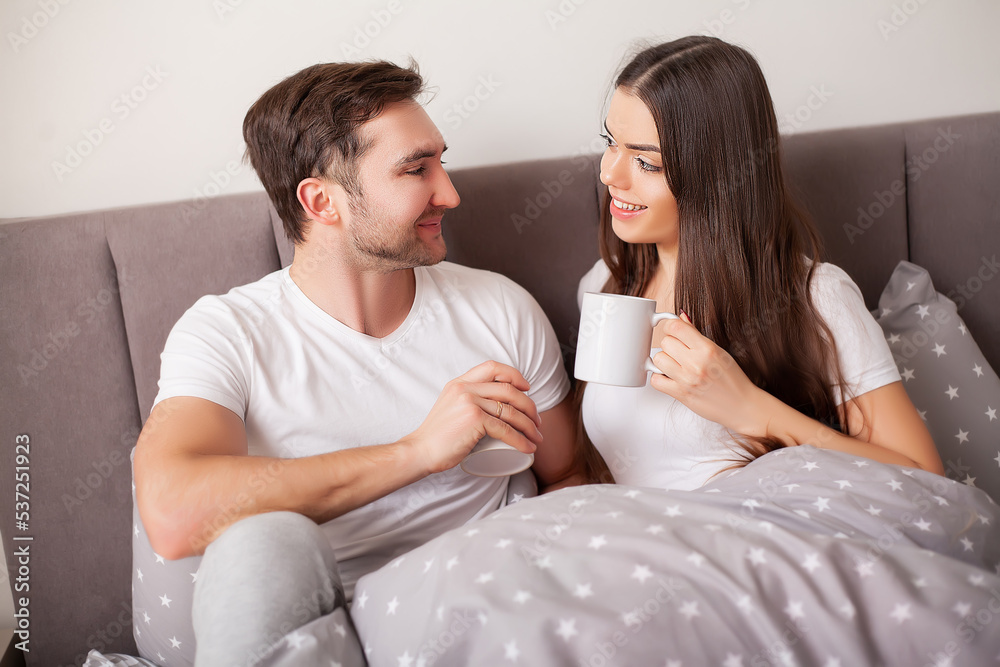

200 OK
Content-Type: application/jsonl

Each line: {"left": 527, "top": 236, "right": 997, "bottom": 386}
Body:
{"left": 461, "top": 437, "right": 534, "bottom": 477}
{"left": 574, "top": 292, "right": 679, "bottom": 387}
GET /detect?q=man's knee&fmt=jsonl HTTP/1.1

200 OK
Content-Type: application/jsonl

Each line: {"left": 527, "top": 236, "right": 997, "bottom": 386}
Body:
{"left": 206, "top": 511, "right": 328, "bottom": 564}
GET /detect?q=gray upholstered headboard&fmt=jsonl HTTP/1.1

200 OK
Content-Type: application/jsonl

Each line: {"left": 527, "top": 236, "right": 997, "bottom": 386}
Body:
{"left": 442, "top": 111, "right": 1000, "bottom": 369}
{"left": 0, "top": 110, "right": 997, "bottom": 665}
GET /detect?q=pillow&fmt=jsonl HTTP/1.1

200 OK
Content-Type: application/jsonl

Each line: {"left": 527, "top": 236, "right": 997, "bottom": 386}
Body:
{"left": 83, "top": 651, "right": 159, "bottom": 667}
{"left": 874, "top": 260, "right": 1000, "bottom": 503}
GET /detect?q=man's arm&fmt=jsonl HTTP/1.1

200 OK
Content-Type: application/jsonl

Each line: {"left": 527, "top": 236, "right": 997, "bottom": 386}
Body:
{"left": 531, "top": 395, "right": 587, "bottom": 493}
{"left": 135, "top": 361, "right": 543, "bottom": 560}
{"left": 493, "top": 279, "right": 584, "bottom": 493}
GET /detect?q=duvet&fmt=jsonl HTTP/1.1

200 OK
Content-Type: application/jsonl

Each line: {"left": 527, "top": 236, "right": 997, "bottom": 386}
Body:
{"left": 347, "top": 445, "right": 1000, "bottom": 666}
{"left": 101, "top": 445, "right": 999, "bottom": 667}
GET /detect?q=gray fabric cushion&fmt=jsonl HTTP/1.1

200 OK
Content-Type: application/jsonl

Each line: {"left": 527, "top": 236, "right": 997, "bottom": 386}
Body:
{"left": 444, "top": 156, "right": 603, "bottom": 368}
{"left": 875, "top": 260, "right": 1000, "bottom": 502}
{"left": 268, "top": 200, "right": 295, "bottom": 269}
{"left": 0, "top": 213, "right": 141, "bottom": 665}
{"left": 106, "top": 192, "right": 281, "bottom": 420}
{"left": 782, "top": 121, "right": 910, "bottom": 309}
{"left": 905, "top": 112, "right": 1000, "bottom": 372}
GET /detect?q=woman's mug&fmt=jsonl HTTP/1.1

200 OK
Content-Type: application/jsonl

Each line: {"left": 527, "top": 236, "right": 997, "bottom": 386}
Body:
{"left": 574, "top": 292, "right": 678, "bottom": 387}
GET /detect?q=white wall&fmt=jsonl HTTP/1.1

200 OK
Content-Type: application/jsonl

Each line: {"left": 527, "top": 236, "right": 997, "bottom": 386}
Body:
{"left": 1, "top": 0, "right": 998, "bottom": 220}
{"left": 1, "top": 0, "right": 998, "bottom": 633}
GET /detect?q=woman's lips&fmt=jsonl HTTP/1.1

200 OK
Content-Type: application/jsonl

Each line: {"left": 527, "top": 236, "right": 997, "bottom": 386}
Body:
{"left": 610, "top": 196, "right": 647, "bottom": 220}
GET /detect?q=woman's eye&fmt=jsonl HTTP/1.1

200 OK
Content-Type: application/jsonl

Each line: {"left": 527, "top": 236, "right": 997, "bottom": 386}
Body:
{"left": 600, "top": 133, "right": 616, "bottom": 148}
{"left": 635, "top": 157, "right": 661, "bottom": 173}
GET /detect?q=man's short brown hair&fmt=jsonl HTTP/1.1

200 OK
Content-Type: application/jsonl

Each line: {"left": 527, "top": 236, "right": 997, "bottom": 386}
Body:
{"left": 243, "top": 61, "right": 424, "bottom": 244}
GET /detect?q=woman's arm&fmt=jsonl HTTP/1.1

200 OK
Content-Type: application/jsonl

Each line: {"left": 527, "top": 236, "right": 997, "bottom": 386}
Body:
{"left": 649, "top": 314, "right": 945, "bottom": 474}
{"left": 756, "top": 381, "right": 944, "bottom": 473}
{"left": 532, "top": 395, "right": 589, "bottom": 492}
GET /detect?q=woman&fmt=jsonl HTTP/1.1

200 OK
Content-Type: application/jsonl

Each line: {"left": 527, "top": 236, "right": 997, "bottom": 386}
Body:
{"left": 577, "top": 36, "right": 943, "bottom": 489}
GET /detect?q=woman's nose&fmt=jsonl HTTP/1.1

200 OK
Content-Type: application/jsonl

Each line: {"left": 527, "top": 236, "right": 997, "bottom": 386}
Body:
{"left": 599, "top": 150, "right": 628, "bottom": 189}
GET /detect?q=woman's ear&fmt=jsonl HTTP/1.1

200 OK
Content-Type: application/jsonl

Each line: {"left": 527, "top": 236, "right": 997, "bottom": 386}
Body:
{"left": 297, "top": 177, "right": 344, "bottom": 227}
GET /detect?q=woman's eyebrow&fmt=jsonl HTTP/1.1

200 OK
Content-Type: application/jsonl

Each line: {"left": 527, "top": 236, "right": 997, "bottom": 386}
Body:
{"left": 604, "top": 122, "right": 660, "bottom": 153}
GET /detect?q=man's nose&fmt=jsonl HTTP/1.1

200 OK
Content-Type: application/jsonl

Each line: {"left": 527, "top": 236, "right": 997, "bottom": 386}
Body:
{"left": 433, "top": 169, "right": 461, "bottom": 209}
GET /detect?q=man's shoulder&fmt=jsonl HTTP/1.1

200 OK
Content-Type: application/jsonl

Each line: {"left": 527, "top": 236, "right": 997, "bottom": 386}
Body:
{"left": 421, "top": 261, "right": 529, "bottom": 299}
{"left": 194, "top": 268, "right": 285, "bottom": 306}
{"left": 422, "top": 260, "right": 503, "bottom": 283}
{"left": 179, "top": 268, "right": 288, "bottom": 326}
{"left": 419, "top": 262, "right": 546, "bottom": 324}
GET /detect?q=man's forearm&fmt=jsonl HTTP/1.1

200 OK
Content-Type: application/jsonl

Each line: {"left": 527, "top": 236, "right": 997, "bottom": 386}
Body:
{"left": 139, "top": 362, "right": 544, "bottom": 559}
{"left": 138, "top": 440, "right": 429, "bottom": 559}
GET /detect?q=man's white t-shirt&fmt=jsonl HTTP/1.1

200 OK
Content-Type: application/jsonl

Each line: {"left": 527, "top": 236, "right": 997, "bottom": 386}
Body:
{"left": 576, "top": 259, "right": 900, "bottom": 491}
{"left": 154, "top": 261, "right": 569, "bottom": 598}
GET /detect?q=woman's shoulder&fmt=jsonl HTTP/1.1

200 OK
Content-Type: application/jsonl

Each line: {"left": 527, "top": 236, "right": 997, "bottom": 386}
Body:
{"left": 577, "top": 258, "right": 611, "bottom": 309}
{"left": 807, "top": 261, "right": 865, "bottom": 305}
{"left": 805, "top": 260, "right": 877, "bottom": 334}
{"left": 809, "top": 260, "right": 852, "bottom": 282}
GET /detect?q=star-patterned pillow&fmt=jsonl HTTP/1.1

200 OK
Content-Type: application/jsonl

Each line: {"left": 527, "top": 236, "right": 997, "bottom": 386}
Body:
{"left": 83, "top": 650, "right": 158, "bottom": 666}
{"left": 874, "top": 260, "right": 1000, "bottom": 503}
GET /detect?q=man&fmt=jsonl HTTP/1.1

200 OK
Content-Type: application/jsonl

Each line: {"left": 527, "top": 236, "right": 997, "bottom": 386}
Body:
{"left": 132, "top": 61, "right": 579, "bottom": 665}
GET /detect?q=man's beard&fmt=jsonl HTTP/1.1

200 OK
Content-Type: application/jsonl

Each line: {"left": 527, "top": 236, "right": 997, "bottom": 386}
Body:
{"left": 347, "top": 194, "right": 447, "bottom": 271}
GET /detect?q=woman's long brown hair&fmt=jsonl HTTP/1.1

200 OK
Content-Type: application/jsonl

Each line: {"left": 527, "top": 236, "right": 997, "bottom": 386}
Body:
{"left": 580, "top": 36, "right": 853, "bottom": 473}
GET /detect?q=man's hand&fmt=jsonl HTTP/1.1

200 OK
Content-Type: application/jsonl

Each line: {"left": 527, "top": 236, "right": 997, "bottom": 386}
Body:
{"left": 137, "top": 361, "right": 544, "bottom": 560}
{"left": 405, "top": 361, "right": 544, "bottom": 475}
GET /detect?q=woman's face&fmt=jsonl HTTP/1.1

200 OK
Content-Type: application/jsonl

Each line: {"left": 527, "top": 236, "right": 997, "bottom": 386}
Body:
{"left": 600, "top": 89, "right": 679, "bottom": 249}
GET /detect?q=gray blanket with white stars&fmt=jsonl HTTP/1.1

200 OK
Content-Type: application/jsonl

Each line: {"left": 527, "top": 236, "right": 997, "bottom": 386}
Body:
{"left": 96, "top": 444, "right": 1000, "bottom": 667}
{"left": 347, "top": 445, "right": 1000, "bottom": 667}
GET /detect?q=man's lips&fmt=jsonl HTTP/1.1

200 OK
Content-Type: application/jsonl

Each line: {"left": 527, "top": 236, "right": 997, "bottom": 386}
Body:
{"left": 417, "top": 210, "right": 446, "bottom": 227}
{"left": 417, "top": 215, "right": 444, "bottom": 232}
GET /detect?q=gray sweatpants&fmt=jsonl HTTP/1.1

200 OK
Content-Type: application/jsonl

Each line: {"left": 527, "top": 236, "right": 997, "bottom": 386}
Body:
{"left": 189, "top": 472, "right": 535, "bottom": 665}
{"left": 191, "top": 511, "right": 363, "bottom": 667}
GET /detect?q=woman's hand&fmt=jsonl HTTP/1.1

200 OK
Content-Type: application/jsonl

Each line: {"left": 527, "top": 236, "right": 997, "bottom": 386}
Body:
{"left": 650, "top": 316, "right": 943, "bottom": 474}
{"left": 648, "top": 312, "right": 770, "bottom": 437}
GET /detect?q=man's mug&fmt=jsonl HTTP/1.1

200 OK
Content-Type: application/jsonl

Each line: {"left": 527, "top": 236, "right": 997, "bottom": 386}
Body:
{"left": 461, "top": 437, "right": 534, "bottom": 477}
{"left": 574, "top": 292, "right": 679, "bottom": 387}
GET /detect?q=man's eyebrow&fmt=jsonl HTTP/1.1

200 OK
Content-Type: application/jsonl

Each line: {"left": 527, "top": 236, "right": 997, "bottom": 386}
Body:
{"left": 604, "top": 122, "right": 660, "bottom": 153}
{"left": 396, "top": 144, "right": 448, "bottom": 168}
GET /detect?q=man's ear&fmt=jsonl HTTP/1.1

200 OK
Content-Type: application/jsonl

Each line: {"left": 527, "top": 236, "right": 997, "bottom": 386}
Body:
{"left": 297, "top": 177, "right": 345, "bottom": 227}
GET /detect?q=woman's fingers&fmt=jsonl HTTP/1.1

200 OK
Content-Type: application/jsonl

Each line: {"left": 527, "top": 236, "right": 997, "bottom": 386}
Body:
{"left": 659, "top": 316, "right": 703, "bottom": 350}
{"left": 650, "top": 349, "right": 683, "bottom": 379}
